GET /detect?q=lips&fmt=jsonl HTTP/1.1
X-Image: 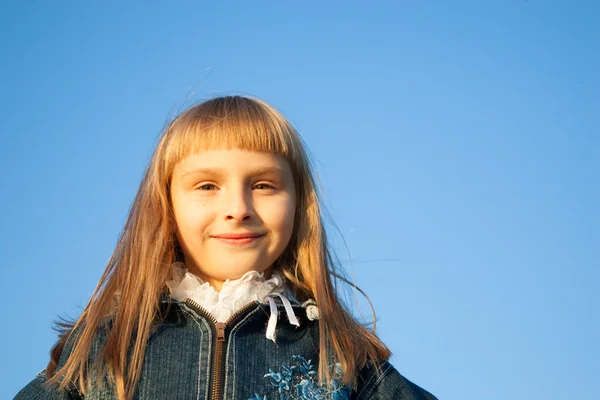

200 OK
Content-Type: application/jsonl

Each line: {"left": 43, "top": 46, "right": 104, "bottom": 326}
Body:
{"left": 211, "top": 232, "right": 266, "bottom": 246}
{"left": 212, "top": 232, "right": 265, "bottom": 239}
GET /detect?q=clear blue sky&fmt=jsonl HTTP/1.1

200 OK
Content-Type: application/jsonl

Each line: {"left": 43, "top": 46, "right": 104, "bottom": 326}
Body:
{"left": 1, "top": 1, "right": 598, "bottom": 398}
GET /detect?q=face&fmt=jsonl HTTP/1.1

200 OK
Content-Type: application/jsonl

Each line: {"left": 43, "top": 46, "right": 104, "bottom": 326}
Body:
{"left": 169, "top": 148, "right": 296, "bottom": 290}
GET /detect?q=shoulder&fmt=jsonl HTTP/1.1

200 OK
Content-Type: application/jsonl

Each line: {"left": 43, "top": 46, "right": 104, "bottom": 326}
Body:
{"left": 354, "top": 360, "right": 438, "bottom": 400}
{"left": 14, "top": 369, "right": 80, "bottom": 400}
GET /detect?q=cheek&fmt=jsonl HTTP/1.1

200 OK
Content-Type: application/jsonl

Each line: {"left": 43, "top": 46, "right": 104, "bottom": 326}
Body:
{"left": 265, "top": 199, "right": 296, "bottom": 236}
{"left": 174, "top": 200, "right": 209, "bottom": 238}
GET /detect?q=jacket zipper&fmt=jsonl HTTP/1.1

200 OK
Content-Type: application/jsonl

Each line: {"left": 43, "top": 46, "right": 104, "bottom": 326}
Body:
{"left": 184, "top": 299, "right": 260, "bottom": 400}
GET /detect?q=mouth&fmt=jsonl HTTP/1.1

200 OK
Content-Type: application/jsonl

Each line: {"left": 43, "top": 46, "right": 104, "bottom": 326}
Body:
{"left": 211, "top": 233, "right": 266, "bottom": 246}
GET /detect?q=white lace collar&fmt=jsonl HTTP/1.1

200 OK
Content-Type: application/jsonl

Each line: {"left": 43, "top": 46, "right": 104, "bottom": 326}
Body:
{"left": 166, "top": 262, "right": 301, "bottom": 342}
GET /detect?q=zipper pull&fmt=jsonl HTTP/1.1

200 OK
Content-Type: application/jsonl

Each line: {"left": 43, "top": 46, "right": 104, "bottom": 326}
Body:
{"left": 216, "top": 322, "right": 226, "bottom": 342}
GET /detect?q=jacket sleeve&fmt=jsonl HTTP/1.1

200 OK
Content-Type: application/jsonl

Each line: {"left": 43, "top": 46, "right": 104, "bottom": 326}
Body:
{"left": 14, "top": 369, "right": 82, "bottom": 400}
{"left": 354, "top": 361, "right": 438, "bottom": 400}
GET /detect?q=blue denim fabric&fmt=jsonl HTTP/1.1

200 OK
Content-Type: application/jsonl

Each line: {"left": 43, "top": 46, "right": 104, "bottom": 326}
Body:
{"left": 15, "top": 300, "right": 437, "bottom": 400}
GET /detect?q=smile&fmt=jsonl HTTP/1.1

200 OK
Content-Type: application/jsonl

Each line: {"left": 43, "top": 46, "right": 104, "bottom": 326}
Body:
{"left": 211, "top": 233, "right": 265, "bottom": 246}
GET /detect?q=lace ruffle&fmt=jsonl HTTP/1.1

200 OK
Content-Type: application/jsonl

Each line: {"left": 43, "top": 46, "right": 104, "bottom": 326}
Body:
{"left": 166, "top": 262, "right": 286, "bottom": 323}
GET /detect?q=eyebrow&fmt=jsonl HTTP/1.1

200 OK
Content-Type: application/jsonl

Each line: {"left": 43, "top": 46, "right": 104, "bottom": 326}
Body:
{"left": 180, "top": 166, "right": 286, "bottom": 181}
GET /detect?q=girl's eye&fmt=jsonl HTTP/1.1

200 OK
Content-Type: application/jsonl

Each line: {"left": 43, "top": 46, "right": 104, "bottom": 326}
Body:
{"left": 197, "top": 184, "right": 217, "bottom": 191}
{"left": 253, "top": 183, "right": 274, "bottom": 190}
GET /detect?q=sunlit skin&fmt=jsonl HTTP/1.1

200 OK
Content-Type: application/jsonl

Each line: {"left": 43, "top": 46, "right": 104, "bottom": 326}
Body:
{"left": 169, "top": 148, "right": 296, "bottom": 291}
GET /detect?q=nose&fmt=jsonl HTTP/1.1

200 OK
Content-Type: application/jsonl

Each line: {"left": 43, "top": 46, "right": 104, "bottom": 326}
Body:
{"left": 223, "top": 187, "right": 254, "bottom": 222}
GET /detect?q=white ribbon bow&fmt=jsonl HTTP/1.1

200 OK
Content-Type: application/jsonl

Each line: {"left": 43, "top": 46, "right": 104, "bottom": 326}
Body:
{"left": 265, "top": 293, "right": 300, "bottom": 343}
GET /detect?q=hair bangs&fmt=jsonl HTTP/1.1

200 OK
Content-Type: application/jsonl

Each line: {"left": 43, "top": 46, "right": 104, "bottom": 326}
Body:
{"left": 164, "top": 97, "right": 297, "bottom": 173}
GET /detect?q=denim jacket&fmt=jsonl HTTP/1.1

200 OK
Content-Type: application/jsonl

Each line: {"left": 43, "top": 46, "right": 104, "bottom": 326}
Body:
{"left": 15, "top": 298, "right": 437, "bottom": 400}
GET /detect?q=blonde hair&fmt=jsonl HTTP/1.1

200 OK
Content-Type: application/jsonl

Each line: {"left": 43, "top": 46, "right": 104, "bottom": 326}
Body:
{"left": 46, "top": 96, "right": 390, "bottom": 399}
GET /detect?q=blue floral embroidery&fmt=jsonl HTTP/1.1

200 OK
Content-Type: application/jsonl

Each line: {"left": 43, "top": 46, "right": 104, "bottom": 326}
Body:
{"left": 249, "top": 355, "right": 350, "bottom": 400}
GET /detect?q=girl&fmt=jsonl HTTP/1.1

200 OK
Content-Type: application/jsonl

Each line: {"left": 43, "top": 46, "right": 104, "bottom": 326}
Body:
{"left": 16, "top": 96, "right": 437, "bottom": 400}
